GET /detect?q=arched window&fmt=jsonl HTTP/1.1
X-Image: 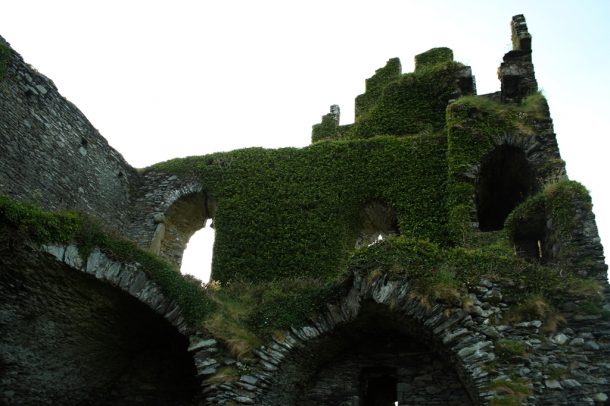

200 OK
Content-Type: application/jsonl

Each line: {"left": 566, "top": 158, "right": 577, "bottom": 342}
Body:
{"left": 476, "top": 145, "right": 535, "bottom": 231}
{"left": 152, "top": 191, "right": 216, "bottom": 283}
{"left": 355, "top": 200, "right": 400, "bottom": 248}
{"left": 181, "top": 223, "right": 215, "bottom": 283}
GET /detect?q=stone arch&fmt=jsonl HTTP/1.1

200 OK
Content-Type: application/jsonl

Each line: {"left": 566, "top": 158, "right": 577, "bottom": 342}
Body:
{"left": 263, "top": 300, "right": 474, "bottom": 405}
{"left": 4, "top": 242, "right": 204, "bottom": 405}
{"left": 127, "top": 171, "right": 216, "bottom": 270}
{"left": 151, "top": 190, "right": 216, "bottom": 269}
{"left": 355, "top": 200, "right": 399, "bottom": 248}
{"left": 475, "top": 144, "right": 536, "bottom": 231}
{"left": 39, "top": 242, "right": 230, "bottom": 398}
{"left": 41, "top": 243, "right": 190, "bottom": 332}
{"left": 204, "top": 273, "right": 500, "bottom": 405}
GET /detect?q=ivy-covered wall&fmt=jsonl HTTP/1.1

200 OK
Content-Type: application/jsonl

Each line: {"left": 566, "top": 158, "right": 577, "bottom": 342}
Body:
{"left": 153, "top": 135, "right": 449, "bottom": 283}
{"left": 313, "top": 48, "right": 475, "bottom": 142}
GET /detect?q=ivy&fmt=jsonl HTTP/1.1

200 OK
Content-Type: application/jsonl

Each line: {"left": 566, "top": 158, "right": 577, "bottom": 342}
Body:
{"left": 153, "top": 135, "right": 449, "bottom": 283}
{"left": 414, "top": 47, "right": 454, "bottom": 71}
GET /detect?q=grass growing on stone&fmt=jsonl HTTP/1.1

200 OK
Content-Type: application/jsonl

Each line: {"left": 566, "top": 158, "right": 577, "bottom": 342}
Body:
{"left": 495, "top": 339, "right": 528, "bottom": 362}
{"left": 501, "top": 294, "right": 565, "bottom": 333}
{"left": 348, "top": 234, "right": 602, "bottom": 326}
{"left": 488, "top": 378, "right": 532, "bottom": 406}
{"left": 201, "top": 275, "right": 350, "bottom": 356}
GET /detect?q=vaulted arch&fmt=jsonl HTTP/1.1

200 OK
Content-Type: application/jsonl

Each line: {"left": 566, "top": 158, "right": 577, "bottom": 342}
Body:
{"left": 206, "top": 273, "right": 500, "bottom": 405}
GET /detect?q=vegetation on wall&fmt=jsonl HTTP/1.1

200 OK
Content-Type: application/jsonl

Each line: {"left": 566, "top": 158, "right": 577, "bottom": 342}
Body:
{"left": 153, "top": 135, "right": 449, "bottom": 283}
{"left": 414, "top": 47, "right": 454, "bottom": 71}
{"left": 0, "top": 42, "right": 10, "bottom": 81}
{"left": 313, "top": 49, "right": 472, "bottom": 142}
{"left": 311, "top": 112, "right": 339, "bottom": 142}
{"left": 354, "top": 57, "right": 402, "bottom": 120}
{"left": 348, "top": 61, "right": 468, "bottom": 138}
{"left": 446, "top": 92, "right": 551, "bottom": 245}
{"left": 0, "top": 196, "right": 214, "bottom": 325}
{"left": 505, "top": 179, "right": 593, "bottom": 268}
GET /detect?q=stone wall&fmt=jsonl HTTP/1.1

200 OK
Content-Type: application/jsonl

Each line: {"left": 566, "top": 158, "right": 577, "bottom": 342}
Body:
{"left": 0, "top": 35, "right": 137, "bottom": 233}
{"left": 126, "top": 170, "right": 210, "bottom": 268}
{"left": 499, "top": 15, "right": 538, "bottom": 103}
{"left": 199, "top": 271, "right": 610, "bottom": 405}
{"left": 0, "top": 226, "right": 198, "bottom": 405}
{"left": 0, "top": 36, "right": 211, "bottom": 264}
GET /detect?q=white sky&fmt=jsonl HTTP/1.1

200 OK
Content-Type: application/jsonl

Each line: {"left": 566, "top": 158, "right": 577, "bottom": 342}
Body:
{"left": 1, "top": 0, "right": 609, "bottom": 282}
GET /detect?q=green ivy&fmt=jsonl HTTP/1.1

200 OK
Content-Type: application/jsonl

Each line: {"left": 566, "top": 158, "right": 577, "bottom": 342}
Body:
{"left": 354, "top": 57, "right": 402, "bottom": 120}
{"left": 311, "top": 112, "right": 339, "bottom": 142}
{"left": 348, "top": 61, "right": 468, "bottom": 138}
{"left": 446, "top": 93, "right": 550, "bottom": 245}
{"left": 414, "top": 47, "right": 454, "bottom": 71}
{"left": 153, "top": 135, "right": 449, "bottom": 283}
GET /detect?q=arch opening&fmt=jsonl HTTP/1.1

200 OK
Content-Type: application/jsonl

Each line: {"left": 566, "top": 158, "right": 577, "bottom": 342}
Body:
{"left": 153, "top": 191, "right": 217, "bottom": 282}
{"left": 1, "top": 243, "right": 199, "bottom": 405}
{"left": 261, "top": 301, "right": 473, "bottom": 405}
{"left": 181, "top": 223, "right": 215, "bottom": 283}
{"left": 356, "top": 200, "right": 399, "bottom": 248}
{"left": 476, "top": 145, "right": 536, "bottom": 231}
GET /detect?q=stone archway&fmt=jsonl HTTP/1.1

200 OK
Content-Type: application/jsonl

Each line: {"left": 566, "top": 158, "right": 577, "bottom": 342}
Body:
{"left": 265, "top": 300, "right": 473, "bottom": 406}
{"left": 127, "top": 171, "right": 216, "bottom": 272}
{"left": 1, "top": 238, "right": 201, "bottom": 405}
{"left": 255, "top": 275, "right": 481, "bottom": 405}
{"left": 151, "top": 191, "right": 215, "bottom": 269}
{"left": 206, "top": 272, "right": 499, "bottom": 405}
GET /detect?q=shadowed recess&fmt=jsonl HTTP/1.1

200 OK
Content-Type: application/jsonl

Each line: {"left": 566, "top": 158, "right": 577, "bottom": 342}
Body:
{"left": 0, "top": 238, "right": 199, "bottom": 406}
{"left": 260, "top": 302, "right": 473, "bottom": 406}
{"left": 476, "top": 145, "right": 535, "bottom": 231}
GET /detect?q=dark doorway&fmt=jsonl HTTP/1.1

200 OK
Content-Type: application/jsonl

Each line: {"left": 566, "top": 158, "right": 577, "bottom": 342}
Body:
{"left": 361, "top": 367, "right": 397, "bottom": 406}
{"left": 476, "top": 145, "right": 535, "bottom": 231}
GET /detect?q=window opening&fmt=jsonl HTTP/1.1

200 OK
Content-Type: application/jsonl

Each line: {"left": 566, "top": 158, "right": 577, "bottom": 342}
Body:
{"left": 356, "top": 201, "right": 399, "bottom": 248}
{"left": 476, "top": 145, "right": 535, "bottom": 231}
{"left": 180, "top": 223, "right": 215, "bottom": 283}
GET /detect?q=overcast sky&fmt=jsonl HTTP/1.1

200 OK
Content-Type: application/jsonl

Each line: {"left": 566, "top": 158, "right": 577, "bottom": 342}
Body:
{"left": 1, "top": 0, "right": 609, "bottom": 282}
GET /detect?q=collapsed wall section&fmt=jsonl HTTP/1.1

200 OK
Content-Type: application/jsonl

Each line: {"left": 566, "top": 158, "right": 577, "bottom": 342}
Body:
{"left": 0, "top": 36, "right": 137, "bottom": 233}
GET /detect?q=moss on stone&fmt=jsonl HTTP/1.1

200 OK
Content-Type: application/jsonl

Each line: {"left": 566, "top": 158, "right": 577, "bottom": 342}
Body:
{"left": 0, "top": 42, "right": 10, "bottom": 81}
{"left": 488, "top": 377, "right": 531, "bottom": 406}
{"left": 495, "top": 339, "right": 528, "bottom": 361}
